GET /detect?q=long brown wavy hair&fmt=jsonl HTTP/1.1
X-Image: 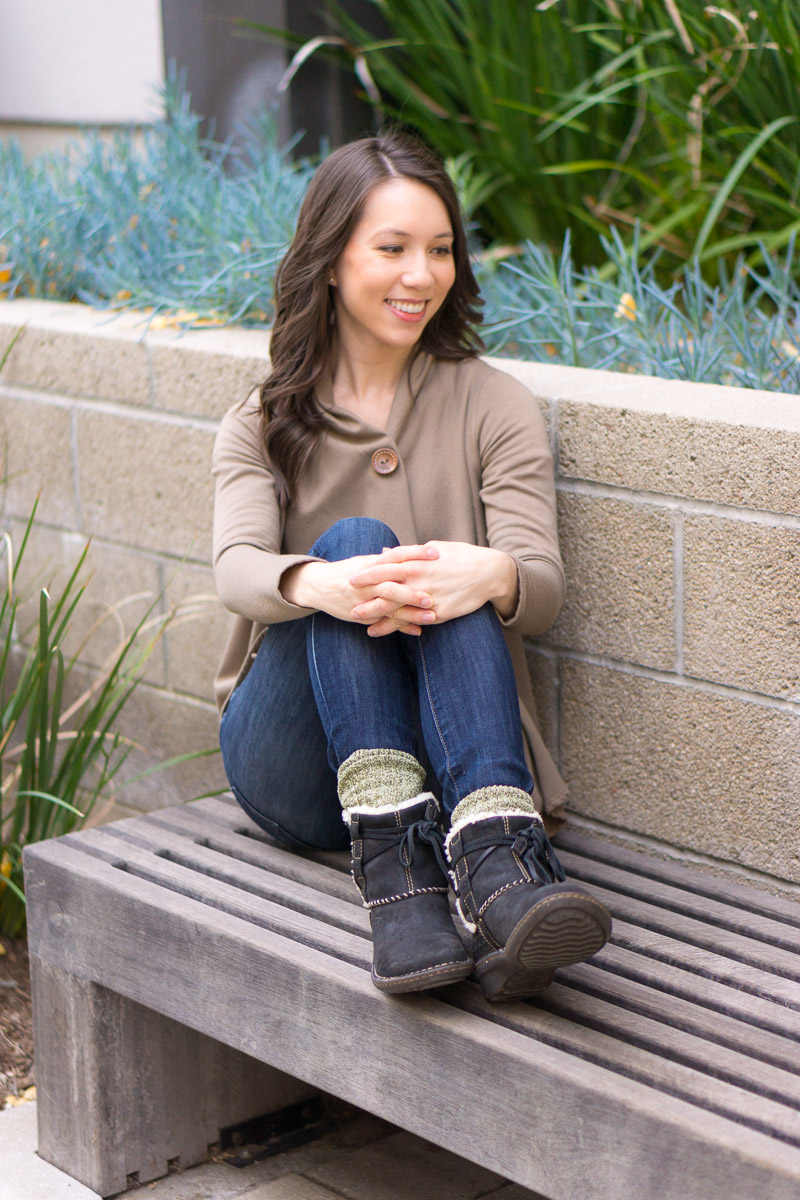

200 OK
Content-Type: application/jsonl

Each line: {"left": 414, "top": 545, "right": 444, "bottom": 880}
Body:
{"left": 260, "top": 130, "right": 484, "bottom": 505}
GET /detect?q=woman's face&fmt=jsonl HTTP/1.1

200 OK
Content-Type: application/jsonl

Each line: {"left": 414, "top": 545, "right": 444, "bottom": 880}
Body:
{"left": 330, "top": 177, "right": 456, "bottom": 359}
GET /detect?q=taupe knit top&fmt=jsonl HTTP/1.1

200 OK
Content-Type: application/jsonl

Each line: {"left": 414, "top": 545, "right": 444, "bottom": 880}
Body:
{"left": 212, "top": 352, "right": 568, "bottom": 819}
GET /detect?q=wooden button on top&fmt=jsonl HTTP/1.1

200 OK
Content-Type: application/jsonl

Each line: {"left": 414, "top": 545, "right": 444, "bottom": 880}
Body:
{"left": 372, "top": 447, "right": 399, "bottom": 475}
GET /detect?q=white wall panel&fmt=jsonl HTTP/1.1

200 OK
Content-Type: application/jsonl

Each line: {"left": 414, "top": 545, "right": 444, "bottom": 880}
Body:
{"left": 0, "top": 0, "right": 165, "bottom": 123}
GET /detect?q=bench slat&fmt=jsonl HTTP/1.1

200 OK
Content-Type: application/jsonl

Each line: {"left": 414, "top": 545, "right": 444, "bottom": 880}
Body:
{"left": 585, "top": 942, "right": 800, "bottom": 1041}
{"left": 534, "top": 979, "right": 800, "bottom": 1108}
{"left": 24, "top": 839, "right": 800, "bottom": 1200}
{"left": 556, "top": 830, "right": 800, "bottom": 930}
{"left": 442, "top": 983, "right": 800, "bottom": 1146}
{"left": 96, "top": 822, "right": 368, "bottom": 925}
{"left": 558, "top": 848, "right": 800, "bottom": 953}
{"left": 581, "top": 882, "right": 800, "bottom": 1003}
{"left": 137, "top": 805, "right": 360, "bottom": 903}
{"left": 62, "top": 830, "right": 372, "bottom": 966}
{"left": 559, "top": 959, "right": 800, "bottom": 1072}
{"left": 187, "top": 796, "right": 351, "bottom": 872}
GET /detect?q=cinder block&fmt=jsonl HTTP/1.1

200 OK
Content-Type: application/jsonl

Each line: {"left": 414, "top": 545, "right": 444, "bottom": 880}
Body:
{"left": 108, "top": 685, "right": 226, "bottom": 813}
{"left": 546, "top": 492, "right": 675, "bottom": 668}
{"left": 161, "top": 561, "right": 228, "bottom": 700}
{"left": 684, "top": 516, "right": 800, "bottom": 701}
{"left": 148, "top": 325, "right": 269, "bottom": 418}
{"left": 4, "top": 519, "right": 165, "bottom": 685}
{"left": 0, "top": 298, "right": 75, "bottom": 357}
{"left": 0, "top": 391, "right": 78, "bottom": 527}
{"left": 557, "top": 398, "right": 800, "bottom": 516}
{"left": 560, "top": 659, "right": 800, "bottom": 883}
{"left": 0, "top": 303, "right": 152, "bottom": 406}
{"left": 75, "top": 409, "right": 215, "bottom": 558}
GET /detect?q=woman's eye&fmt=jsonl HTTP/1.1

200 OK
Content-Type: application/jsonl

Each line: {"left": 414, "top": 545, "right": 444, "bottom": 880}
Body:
{"left": 379, "top": 245, "right": 403, "bottom": 254}
{"left": 432, "top": 245, "right": 453, "bottom": 257}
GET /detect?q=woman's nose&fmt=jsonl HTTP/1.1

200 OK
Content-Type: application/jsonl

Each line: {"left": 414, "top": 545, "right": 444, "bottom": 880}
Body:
{"left": 401, "top": 252, "right": 434, "bottom": 288}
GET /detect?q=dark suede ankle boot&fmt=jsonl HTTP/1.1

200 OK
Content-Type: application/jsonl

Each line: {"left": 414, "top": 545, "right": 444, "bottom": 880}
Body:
{"left": 348, "top": 796, "right": 473, "bottom": 993}
{"left": 446, "top": 814, "right": 612, "bottom": 1001}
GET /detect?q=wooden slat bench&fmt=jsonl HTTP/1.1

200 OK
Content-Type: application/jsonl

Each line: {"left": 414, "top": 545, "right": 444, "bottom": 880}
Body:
{"left": 23, "top": 795, "right": 800, "bottom": 1200}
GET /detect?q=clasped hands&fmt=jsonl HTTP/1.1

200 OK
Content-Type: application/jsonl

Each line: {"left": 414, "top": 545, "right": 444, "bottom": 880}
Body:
{"left": 283, "top": 542, "right": 518, "bottom": 637}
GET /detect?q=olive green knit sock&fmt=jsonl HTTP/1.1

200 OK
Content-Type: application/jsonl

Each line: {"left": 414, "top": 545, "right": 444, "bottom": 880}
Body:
{"left": 448, "top": 786, "right": 542, "bottom": 841}
{"left": 338, "top": 748, "right": 428, "bottom": 818}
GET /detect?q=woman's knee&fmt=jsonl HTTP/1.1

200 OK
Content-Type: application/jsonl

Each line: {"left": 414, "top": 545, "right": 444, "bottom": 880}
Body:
{"left": 311, "top": 517, "right": 399, "bottom": 560}
{"left": 229, "top": 781, "right": 349, "bottom": 852}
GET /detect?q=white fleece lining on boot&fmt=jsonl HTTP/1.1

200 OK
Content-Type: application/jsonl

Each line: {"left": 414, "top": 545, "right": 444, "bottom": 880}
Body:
{"left": 445, "top": 807, "right": 543, "bottom": 857}
{"left": 446, "top": 786, "right": 542, "bottom": 851}
{"left": 342, "top": 791, "right": 438, "bottom": 824}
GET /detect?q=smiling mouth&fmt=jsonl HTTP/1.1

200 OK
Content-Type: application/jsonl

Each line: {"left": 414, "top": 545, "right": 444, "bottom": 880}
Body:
{"left": 385, "top": 299, "right": 427, "bottom": 314}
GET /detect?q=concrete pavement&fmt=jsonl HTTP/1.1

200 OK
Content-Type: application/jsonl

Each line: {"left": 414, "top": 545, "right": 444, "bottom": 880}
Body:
{"left": 1, "top": 1099, "right": 542, "bottom": 1200}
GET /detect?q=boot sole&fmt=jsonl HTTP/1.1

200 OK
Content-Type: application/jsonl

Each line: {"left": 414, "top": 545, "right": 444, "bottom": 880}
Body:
{"left": 475, "top": 887, "right": 612, "bottom": 1002}
{"left": 372, "top": 955, "right": 474, "bottom": 994}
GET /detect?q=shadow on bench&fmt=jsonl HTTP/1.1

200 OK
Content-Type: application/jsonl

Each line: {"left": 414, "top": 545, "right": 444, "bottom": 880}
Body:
{"left": 23, "top": 795, "right": 800, "bottom": 1199}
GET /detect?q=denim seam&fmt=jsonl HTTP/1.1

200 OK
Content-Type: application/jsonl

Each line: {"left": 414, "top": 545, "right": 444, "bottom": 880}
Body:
{"left": 309, "top": 612, "right": 337, "bottom": 760}
{"left": 417, "top": 635, "right": 463, "bottom": 805}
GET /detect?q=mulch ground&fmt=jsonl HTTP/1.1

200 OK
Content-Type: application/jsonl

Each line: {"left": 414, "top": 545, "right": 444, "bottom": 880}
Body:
{"left": 0, "top": 936, "right": 35, "bottom": 1104}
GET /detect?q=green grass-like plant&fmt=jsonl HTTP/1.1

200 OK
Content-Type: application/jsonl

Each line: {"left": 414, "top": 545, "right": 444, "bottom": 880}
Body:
{"left": 258, "top": 0, "right": 800, "bottom": 273}
{"left": 0, "top": 505, "right": 221, "bottom": 936}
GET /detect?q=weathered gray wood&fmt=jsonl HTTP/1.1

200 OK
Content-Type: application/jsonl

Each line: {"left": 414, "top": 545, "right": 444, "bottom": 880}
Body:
{"left": 58, "top": 828, "right": 372, "bottom": 962}
{"left": 69, "top": 824, "right": 368, "bottom": 931}
{"left": 558, "top": 960, "right": 800, "bottom": 1073}
{"left": 558, "top": 848, "right": 800, "bottom": 952}
{"left": 587, "top": 942, "right": 800, "bottom": 1040}
{"left": 186, "top": 795, "right": 351, "bottom": 873}
{"left": 28, "top": 954, "right": 310, "bottom": 1195}
{"left": 585, "top": 889, "right": 800, "bottom": 1006}
{"left": 24, "top": 839, "right": 800, "bottom": 1200}
{"left": 555, "top": 830, "right": 800, "bottom": 929}
{"left": 50, "top": 831, "right": 800, "bottom": 1131}
{"left": 132, "top": 804, "right": 359, "bottom": 903}
{"left": 534, "top": 979, "right": 800, "bottom": 1112}
{"left": 443, "top": 981, "right": 800, "bottom": 1143}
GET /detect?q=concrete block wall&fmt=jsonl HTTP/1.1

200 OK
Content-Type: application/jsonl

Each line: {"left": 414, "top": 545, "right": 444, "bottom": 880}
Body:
{"left": 2, "top": 300, "right": 799, "bottom": 888}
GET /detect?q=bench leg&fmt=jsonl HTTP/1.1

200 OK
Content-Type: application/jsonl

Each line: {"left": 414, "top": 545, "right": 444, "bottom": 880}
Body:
{"left": 30, "top": 954, "right": 313, "bottom": 1196}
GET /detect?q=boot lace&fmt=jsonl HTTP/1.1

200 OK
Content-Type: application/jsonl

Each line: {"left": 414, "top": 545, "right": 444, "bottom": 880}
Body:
{"left": 363, "top": 819, "right": 448, "bottom": 875}
{"left": 466, "top": 822, "right": 566, "bottom": 886}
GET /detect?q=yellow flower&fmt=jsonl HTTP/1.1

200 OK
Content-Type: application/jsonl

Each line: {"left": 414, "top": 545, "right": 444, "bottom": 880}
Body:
{"left": 115, "top": 289, "right": 132, "bottom": 301}
{"left": 0, "top": 267, "right": 12, "bottom": 284}
{"left": 615, "top": 292, "right": 637, "bottom": 321}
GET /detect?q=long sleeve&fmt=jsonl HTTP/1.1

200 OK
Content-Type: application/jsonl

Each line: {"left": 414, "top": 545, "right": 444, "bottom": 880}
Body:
{"left": 471, "top": 370, "right": 566, "bottom": 637}
{"left": 211, "top": 395, "right": 318, "bottom": 624}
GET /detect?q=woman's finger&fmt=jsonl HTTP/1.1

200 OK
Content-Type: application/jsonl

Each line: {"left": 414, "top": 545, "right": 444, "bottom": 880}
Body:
{"left": 353, "top": 582, "right": 432, "bottom": 610}
{"left": 367, "top": 617, "right": 422, "bottom": 638}
{"left": 379, "top": 543, "right": 439, "bottom": 563}
{"left": 352, "top": 597, "right": 435, "bottom": 624}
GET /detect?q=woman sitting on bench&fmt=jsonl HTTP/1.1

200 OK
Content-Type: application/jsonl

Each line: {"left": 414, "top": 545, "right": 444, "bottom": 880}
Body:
{"left": 212, "top": 130, "right": 611, "bottom": 1001}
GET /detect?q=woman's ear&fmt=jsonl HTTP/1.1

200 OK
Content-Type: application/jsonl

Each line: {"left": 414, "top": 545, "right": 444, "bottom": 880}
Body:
{"left": 329, "top": 273, "right": 337, "bottom": 287}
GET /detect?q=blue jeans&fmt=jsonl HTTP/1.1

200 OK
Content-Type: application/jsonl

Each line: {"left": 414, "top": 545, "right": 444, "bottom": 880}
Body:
{"left": 220, "top": 518, "right": 533, "bottom": 850}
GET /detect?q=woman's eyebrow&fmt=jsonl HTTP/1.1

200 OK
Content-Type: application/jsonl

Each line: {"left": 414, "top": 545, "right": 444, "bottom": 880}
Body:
{"left": 371, "top": 227, "right": 453, "bottom": 239}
